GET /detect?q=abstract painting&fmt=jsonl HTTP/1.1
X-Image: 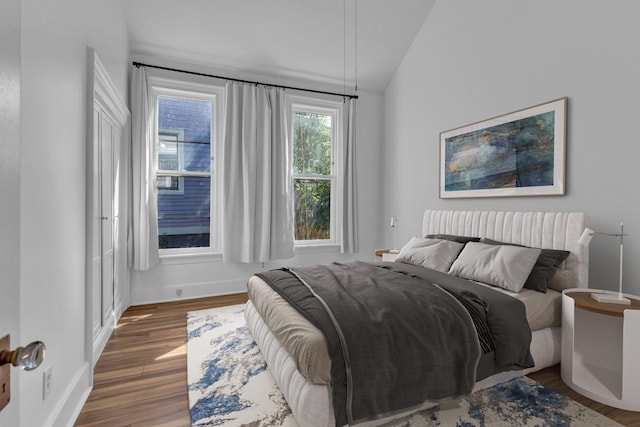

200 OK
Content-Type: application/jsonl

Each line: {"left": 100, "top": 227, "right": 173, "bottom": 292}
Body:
{"left": 440, "top": 98, "right": 566, "bottom": 198}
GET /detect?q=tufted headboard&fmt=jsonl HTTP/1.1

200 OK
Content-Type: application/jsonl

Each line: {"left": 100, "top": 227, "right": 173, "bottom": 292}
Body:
{"left": 422, "top": 210, "right": 589, "bottom": 288}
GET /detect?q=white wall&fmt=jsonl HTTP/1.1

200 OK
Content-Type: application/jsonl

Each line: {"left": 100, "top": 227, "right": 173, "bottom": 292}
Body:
{"left": 130, "top": 63, "right": 386, "bottom": 303}
{"left": 20, "top": 1, "right": 129, "bottom": 426}
{"left": 0, "top": 0, "right": 22, "bottom": 425}
{"left": 384, "top": 0, "right": 640, "bottom": 296}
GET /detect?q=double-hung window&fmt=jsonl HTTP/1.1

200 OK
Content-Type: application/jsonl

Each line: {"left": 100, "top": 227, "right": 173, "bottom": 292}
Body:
{"left": 152, "top": 79, "right": 223, "bottom": 255}
{"left": 289, "top": 96, "right": 343, "bottom": 247}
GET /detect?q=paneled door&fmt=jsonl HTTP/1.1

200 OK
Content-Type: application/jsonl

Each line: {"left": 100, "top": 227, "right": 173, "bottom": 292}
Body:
{"left": 87, "top": 49, "right": 130, "bottom": 367}
{"left": 96, "top": 107, "right": 115, "bottom": 339}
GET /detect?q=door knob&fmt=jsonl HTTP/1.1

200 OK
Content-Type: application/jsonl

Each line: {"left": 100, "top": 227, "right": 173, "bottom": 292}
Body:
{"left": 0, "top": 341, "right": 46, "bottom": 371}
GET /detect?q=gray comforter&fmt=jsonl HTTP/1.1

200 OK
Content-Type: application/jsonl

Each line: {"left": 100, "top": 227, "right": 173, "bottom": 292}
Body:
{"left": 257, "top": 261, "right": 533, "bottom": 427}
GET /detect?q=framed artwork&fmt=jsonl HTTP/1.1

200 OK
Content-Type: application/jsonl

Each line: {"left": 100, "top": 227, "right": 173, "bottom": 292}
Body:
{"left": 440, "top": 97, "right": 567, "bottom": 198}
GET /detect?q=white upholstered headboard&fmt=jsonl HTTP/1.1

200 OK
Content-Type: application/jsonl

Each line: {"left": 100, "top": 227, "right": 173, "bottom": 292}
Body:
{"left": 422, "top": 210, "right": 589, "bottom": 288}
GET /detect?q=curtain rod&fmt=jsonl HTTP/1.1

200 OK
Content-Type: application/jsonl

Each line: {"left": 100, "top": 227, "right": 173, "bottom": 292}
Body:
{"left": 132, "top": 61, "right": 359, "bottom": 100}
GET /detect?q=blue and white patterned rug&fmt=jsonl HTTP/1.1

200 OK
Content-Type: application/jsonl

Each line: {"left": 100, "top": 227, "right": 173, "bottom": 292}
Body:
{"left": 187, "top": 304, "right": 621, "bottom": 427}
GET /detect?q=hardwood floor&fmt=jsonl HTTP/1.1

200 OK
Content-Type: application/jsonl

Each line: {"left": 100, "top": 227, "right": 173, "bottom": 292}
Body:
{"left": 76, "top": 294, "right": 639, "bottom": 427}
{"left": 75, "top": 293, "right": 248, "bottom": 427}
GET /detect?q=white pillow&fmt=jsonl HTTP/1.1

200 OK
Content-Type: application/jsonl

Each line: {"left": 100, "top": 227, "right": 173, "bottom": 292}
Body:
{"left": 448, "top": 242, "right": 541, "bottom": 292}
{"left": 396, "top": 237, "right": 464, "bottom": 272}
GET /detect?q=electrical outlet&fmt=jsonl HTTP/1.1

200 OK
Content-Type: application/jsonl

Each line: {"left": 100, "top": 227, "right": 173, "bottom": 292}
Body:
{"left": 0, "top": 335, "right": 10, "bottom": 411}
{"left": 43, "top": 365, "right": 52, "bottom": 400}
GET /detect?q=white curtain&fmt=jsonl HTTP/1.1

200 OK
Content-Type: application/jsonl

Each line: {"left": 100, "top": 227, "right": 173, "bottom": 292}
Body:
{"left": 129, "top": 66, "right": 160, "bottom": 270}
{"left": 341, "top": 98, "right": 358, "bottom": 253}
{"left": 222, "top": 82, "right": 295, "bottom": 263}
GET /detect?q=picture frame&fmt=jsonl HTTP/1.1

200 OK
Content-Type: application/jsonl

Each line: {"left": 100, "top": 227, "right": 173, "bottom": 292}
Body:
{"left": 440, "top": 97, "right": 567, "bottom": 199}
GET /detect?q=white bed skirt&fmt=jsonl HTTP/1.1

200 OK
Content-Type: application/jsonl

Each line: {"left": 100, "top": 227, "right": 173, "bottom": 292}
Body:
{"left": 244, "top": 300, "right": 560, "bottom": 427}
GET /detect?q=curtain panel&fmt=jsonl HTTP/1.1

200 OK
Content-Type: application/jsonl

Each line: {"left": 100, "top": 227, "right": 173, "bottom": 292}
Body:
{"left": 222, "top": 82, "right": 295, "bottom": 263}
{"left": 342, "top": 98, "right": 358, "bottom": 253}
{"left": 129, "top": 66, "right": 160, "bottom": 271}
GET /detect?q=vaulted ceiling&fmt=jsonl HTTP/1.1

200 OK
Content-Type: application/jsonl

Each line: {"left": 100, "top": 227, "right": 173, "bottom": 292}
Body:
{"left": 126, "top": 0, "right": 435, "bottom": 92}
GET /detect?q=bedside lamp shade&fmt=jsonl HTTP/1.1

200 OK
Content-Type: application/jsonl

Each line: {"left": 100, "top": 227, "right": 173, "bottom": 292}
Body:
{"left": 578, "top": 227, "right": 594, "bottom": 246}
{"left": 390, "top": 216, "right": 398, "bottom": 250}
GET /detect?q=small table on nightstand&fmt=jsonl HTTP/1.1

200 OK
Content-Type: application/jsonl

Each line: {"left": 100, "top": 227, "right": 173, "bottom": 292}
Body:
{"left": 374, "top": 249, "right": 399, "bottom": 262}
{"left": 561, "top": 288, "right": 640, "bottom": 411}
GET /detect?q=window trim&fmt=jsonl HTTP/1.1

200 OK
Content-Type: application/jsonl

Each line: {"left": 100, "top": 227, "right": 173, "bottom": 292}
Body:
{"left": 149, "top": 77, "right": 224, "bottom": 256}
{"left": 288, "top": 95, "right": 344, "bottom": 248}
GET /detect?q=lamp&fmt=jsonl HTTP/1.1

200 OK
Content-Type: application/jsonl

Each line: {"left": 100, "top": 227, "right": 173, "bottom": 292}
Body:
{"left": 390, "top": 216, "right": 398, "bottom": 251}
{"left": 579, "top": 222, "right": 631, "bottom": 305}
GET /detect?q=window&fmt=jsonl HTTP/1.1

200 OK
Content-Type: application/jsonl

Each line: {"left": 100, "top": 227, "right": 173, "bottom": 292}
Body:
{"left": 152, "top": 79, "right": 223, "bottom": 255}
{"left": 290, "top": 98, "right": 343, "bottom": 246}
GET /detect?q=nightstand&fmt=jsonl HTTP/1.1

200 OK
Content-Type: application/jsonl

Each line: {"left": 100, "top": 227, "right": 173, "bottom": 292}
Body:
{"left": 374, "top": 249, "right": 399, "bottom": 262}
{"left": 561, "top": 288, "right": 640, "bottom": 411}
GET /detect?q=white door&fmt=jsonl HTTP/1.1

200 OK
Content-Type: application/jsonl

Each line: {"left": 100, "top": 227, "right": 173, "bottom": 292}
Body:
{"left": 90, "top": 100, "right": 117, "bottom": 362}
{"left": 0, "top": 0, "right": 21, "bottom": 423}
{"left": 100, "top": 112, "right": 115, "bottom": 327}
{"left": 87, "top": 50, "right": 130, "bottom": 366}
{"left": 91, "top": 107, "right": 102, "bottom": 343}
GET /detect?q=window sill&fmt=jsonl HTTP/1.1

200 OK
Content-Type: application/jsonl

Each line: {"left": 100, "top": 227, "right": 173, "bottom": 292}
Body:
{"left": 294, "top": 244, "right": 341, "bottom": 255}
{"left": 157, "top": 244, "right": 341, "bottom": 265}
{"left": 160, "top": 251, "right": 223, "bottom": 265}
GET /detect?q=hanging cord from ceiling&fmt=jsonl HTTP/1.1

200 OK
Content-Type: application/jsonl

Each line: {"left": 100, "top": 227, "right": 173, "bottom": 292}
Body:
{"left": 343, "top": 0, "right": 358, "bottom": 100}
{"left": 354, "top": 0, "right": 358, "bottom": 93}
{"left": 343, "top": 0, "right": 346, "bottom": 98}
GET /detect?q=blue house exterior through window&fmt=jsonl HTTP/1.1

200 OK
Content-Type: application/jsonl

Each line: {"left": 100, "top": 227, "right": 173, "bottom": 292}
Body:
{"left": 157, "top": 96, "right": 212, "bottom": 249}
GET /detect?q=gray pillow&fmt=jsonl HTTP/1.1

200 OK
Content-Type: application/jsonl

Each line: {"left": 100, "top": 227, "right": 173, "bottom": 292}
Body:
{"left": 480, "top": 238, "right": 571, "bottom": 293}
{"left": 396, "top": 237, "right": 464, "bottom": 272}
{"left": 547, "top": 269, "right": 577, "bottom": 292}
{"left": 426, "top": 234, "right": 481, "bottom": 244}
{"left": 448, "top": 242, "right": 542, "bottom": 292}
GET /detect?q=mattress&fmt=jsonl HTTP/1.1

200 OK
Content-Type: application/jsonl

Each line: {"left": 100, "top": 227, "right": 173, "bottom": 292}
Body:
{"left": 247, "top": 272, "right": 561, "bottom": 386}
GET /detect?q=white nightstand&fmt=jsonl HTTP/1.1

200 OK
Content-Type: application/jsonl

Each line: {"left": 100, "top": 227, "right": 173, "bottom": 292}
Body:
{"left": 561, "top": 288, "right": 640, "bottom": 411}
{"left": 374, "top": 249, "right": 399, "bottom": 262}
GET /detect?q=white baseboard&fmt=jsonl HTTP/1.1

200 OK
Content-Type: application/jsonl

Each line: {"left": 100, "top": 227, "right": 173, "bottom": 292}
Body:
{"left": 92, "top": 315, "right": 115, "bottom": 364}
{"left": 130, "top": 279, "right": 247, "bottom": 306}
{"left": 47, "top": 362, "right": 92, "bottom": 427}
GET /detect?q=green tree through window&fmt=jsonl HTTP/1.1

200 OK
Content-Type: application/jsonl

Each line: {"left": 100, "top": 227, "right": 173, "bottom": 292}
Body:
{"left": 292, "top": 110, "right": 334, "bottom": 241}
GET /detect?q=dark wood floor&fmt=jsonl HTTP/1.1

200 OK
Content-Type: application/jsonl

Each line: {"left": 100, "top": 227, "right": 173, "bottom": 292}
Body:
{"left": 75, "top": 294, "right": 248, "bottom": 427}
{"left": 76, "top": 294, "right": 639, "bottom": 427}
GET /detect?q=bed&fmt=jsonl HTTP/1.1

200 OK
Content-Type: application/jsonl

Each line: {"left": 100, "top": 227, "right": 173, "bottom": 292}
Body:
{"left": 244, "top": 210, "right": 588, "bottom": 427}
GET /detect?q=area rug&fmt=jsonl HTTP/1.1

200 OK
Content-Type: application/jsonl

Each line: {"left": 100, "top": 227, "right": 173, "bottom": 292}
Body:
{"left": 187, "top": 304, "right": 621, "bottom": 427}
